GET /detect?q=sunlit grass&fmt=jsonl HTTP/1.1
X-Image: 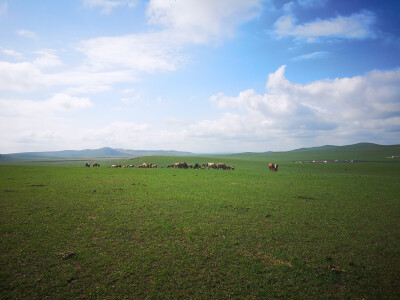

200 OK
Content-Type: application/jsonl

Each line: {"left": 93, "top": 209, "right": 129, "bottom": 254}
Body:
{"left": 0, "top": 155, "right": 399, "bottom": 298}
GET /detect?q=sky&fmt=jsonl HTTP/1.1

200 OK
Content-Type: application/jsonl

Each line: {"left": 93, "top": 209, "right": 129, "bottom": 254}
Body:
{"left": 0, "top": 0, "right": 399, "bottom": 154}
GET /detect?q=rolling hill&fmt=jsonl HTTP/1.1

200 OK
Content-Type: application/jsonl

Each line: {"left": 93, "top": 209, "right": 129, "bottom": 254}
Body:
{"left": 0, "top": 147, "right": 193, "bottom": 161}
{"left": 0, "top": 143, "right": 399, "bottom": 163}
{"left": 290, "top": 142, "right": 396, "bottom": 152}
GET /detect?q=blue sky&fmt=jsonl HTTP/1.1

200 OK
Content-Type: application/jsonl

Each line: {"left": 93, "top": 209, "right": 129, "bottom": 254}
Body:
{"left": 0, "top": 0, "right": 399, "bottom": 153}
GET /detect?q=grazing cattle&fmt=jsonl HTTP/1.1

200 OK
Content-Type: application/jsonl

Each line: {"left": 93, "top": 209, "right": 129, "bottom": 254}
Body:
{"left": 187, "top": 164, "right": 193, "bottom": 169}
{"left": 85, "top": 162, "right": 90, "bottom": 167}
{"left": 174, "top": 162, "right": 188, "bottom": 169}
{"left": 206, "top": 163, "right": 216, "bottom": 169}
{"left": 226, "top": 165, "right": 235, "bottom": 170}
{"left": 128, "top": 165, "right": 134, "bottom": 168}
{"left": 274, "top": 164, "right": 278, "bottom": 171}
{"left": 92, "top": 162, "right": 100, "bottom": 167}
{"left": 109, "top": 164, "right": 121, "bottom": 168}
{"left": 217, "top": 163, "right": 227, "bottom": 170}
{"left": 167, "top": 164, "right": 174, "bottom": 168}
{"left": 268, "top": 162, "right": 274, "bottom": 171}
{"left": 193, "top": 163, "right": 201, "bottom": 169}
{"left": 136, "top": 163, "right": 154, "bottom": 168}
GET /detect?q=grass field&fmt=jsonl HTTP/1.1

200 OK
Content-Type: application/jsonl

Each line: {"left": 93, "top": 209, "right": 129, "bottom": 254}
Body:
{"left": 1, "top": 148, "right": 399, "bottom": 299}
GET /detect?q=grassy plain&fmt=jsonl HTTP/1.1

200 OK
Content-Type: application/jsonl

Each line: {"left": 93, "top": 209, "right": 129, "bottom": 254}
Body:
{"left": 1, "top": 148, "right": 399, "bottom": 299}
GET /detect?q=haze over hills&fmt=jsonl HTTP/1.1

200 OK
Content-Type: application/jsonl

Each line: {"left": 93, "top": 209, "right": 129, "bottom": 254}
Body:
{"left": 0, "top": 147, "right": 194, "bottom": 161}
{"left": 289, "top": 142, "right": 399, "bottom": 152}
{"left": 0, "top": 143, "right": 399, "bottom": 162}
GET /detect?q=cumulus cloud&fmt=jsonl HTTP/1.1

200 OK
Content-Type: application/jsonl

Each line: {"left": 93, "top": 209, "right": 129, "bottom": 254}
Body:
{"left": 0, "top": 51, "right": 136, "bottom": 93}
{"left": 78, "top": 0, "right": 263, "bottom": 73}
{"left": 77, "top": 31, "right": 185, "bottom": 72}
{"left": 274, "top": 10, "right": 376, "bottom": 42}
{"left": 147, "top": 0, "right": 262, "bottom": 42}
{"left": 2, "top": 66, "right": 398, "bottom": 153}
{"left": 205, "top": 66, "right": 400, "bottom": 148}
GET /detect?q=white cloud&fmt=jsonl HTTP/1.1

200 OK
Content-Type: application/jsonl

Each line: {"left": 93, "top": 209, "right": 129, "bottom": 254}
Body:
{"left": 147, "top": 0, "right": 263, "bottom": 41}
{"left": 292, "top": 51, "right": 328, "bottom": 61}
{"left": 83, "top": 122, "right": 150, "bottom": 145}
{"left": 16, "top": 29, "right": 38, "bottom": 39}
{"left": 23, "top": 121, "right": 150, "bottom": 152}
{"left": 1, "top": 48, "right": 23, "bottom": 58}
{"left": 274, "top": 10, "right": 376, "bottom": 42}
{"left": 77, "top": 31, "right": 185, "bottom": 72}
{"left": 2, "top": 66, "right": 398, "bottom": 153}
{"left": 0, "top": 2, "right": 7, "bottom": 15}
{"left": 46, "top": 93, "right": 93, "bottom": 111}
{"left": 0, "top": 93, "right": 94, "bottom": 153}
{"left": 0, "top": 50, "right": 63, "bottom": 92}
{"left": 205, "top": 66, "right": 400, "bottom": 148}
{"left": 33, "top": 50, "right": 63, "bottom": 69}
{"left": 0, "top": 93, "right": 92, "bottom": 117}
{"left": 78, "top": 0, "right": 263, "bottom": 73}
{"left": 0, "top": 61, "right": 44, "bottom": 92}
{"left": 83, "top": 0, "right": 137, "bottom": 14}
{"left": 0, "top": 51, "right": 136, "bottom": 93}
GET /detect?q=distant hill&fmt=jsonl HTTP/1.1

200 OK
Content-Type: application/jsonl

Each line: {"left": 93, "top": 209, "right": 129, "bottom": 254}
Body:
{"left": 1, "top": 143, "right": 399, "bottom": 163}
{"left": 216, "top": 142, "right": 400, "bottom": 163}
{"left": 290, "top": 142, "right": 397, "bottom": 152}
{"left": 0, "top": 147, "right": 193, "bottom": 161}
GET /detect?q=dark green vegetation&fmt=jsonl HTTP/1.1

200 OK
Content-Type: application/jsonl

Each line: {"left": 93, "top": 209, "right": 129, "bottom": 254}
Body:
{"left": 1, "top": 145, "right": 399, "bottom": 299}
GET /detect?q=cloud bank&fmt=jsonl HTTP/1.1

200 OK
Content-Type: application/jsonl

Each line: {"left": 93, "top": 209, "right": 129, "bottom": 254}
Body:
{"left": 203, "top": 66, "right": 400, "bottom": 150}
{"left": 1, "top": 66, "right": 399, "bottom": 153}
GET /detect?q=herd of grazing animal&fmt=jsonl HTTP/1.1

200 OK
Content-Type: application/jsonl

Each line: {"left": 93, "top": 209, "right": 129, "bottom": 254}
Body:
{"left": 166, "top": 162, "right": 235, "bottom": 170}
{"left": 85, "top": 161, "right": 278, "bottom": 171}
{"left": 136, "top": 163, "right": 157, "bottom": 168}
{"left": 201, "top": 163, "right": 235, "bottom": 170}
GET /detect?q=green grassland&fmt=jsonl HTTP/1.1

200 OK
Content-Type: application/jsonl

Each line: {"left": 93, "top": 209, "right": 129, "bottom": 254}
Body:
{"left": 1, "top": 147, "right": 399, "bottom": 299}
